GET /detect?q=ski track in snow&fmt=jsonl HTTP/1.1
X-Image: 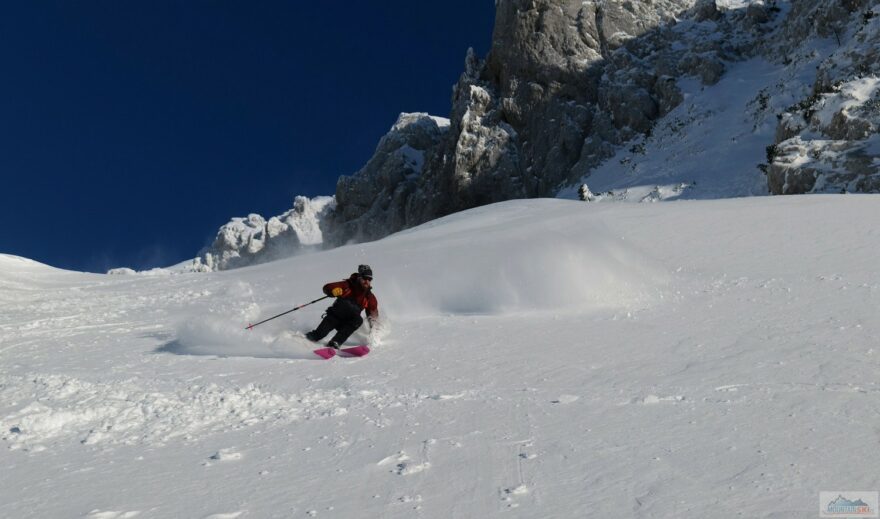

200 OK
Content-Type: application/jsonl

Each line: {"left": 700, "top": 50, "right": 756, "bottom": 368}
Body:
{"left": 85, "top": 511, "right": 143, "bottom": 519}
{"left": 0, "top": 367, "right": 471, "bottom": 452}
{"left": 0, "top": 374, "right": 354, "bottom": 449}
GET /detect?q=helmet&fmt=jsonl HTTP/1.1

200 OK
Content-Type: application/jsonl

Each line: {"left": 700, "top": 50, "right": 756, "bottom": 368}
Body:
{"left": 358, "top": 264, "right": 373, "bottom": 280}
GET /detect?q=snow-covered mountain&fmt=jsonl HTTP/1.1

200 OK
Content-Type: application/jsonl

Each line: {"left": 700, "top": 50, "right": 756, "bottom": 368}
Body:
{"left": 561, "top": 0, "right": 880, "bottom": 202}
{"left": 185, "top": 0, "right": 880, "bottom": 271}
{"left": 174, "top": 113, "right": 446, "bottom": 273}
{"left": 7, "top": 1, "right": 880, "bottom": 516}
{"left": 4, "top": 195, "right": 880, "bottom": 517}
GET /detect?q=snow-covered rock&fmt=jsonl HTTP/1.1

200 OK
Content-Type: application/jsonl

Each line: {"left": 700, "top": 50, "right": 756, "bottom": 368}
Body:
{"left": 323, "top": 0, "right": 880, "bottom": 244}
{"left": 326, "top": 0, "right": 790, "bottom": 240}
{"left": 193, "top": 195, "right": 335, "bottom": 272}
{"left": 106, "top": 268, "right": 138, "bottom": 276}
{"left": 325, "top": 113, "right": 449, "bottom": 244}
{"left": 764, "top": 0, "right": 880, "bottom": 193}
{"left": 327, "top": 0, "right": 708, "bottom": 242}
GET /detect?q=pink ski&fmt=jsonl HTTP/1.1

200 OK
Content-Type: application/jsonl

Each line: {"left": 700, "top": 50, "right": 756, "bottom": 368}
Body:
{"left": 340, "top": 345, "right": 370, "bottom": 357}
{"left": 313, "top": 347, "right": 337, "bottom": 360}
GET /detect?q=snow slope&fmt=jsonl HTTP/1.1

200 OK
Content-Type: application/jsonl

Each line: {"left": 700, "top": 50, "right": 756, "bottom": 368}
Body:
{"left": 2, "top": 196, "right": 880, "bottom": 518}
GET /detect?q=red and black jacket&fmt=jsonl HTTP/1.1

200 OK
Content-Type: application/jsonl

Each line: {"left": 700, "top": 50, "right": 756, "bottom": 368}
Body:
{"left": 323, "top": 274, "right": 379, "bottom": 321}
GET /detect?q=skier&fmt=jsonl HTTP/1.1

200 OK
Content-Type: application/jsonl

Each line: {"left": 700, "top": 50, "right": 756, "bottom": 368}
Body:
{"left": 305, "top": 264, "right": 378, "bottom": 349}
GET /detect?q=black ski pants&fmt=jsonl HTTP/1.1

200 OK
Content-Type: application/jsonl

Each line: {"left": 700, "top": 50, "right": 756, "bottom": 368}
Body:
{"left": 309, "top": 298, "right": 364, "bottom": 345}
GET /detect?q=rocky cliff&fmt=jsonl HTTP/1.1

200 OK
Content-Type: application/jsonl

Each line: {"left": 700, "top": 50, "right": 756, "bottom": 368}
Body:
{"left": 190, "top": 195, "right": 335, "bottom": 272}
{"left": 764, "top": 0, "right": 880, "bottom": 194}
{"left": 188, "top": 0, "right": 880, "bottom": 271}
{"left": 323, "top": 0, "right": 809, "bottom": 244}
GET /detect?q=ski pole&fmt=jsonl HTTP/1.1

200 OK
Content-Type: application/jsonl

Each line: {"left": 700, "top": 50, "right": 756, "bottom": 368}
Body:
{"left": 245, "top": 295, "right": 330, "bottom": 330}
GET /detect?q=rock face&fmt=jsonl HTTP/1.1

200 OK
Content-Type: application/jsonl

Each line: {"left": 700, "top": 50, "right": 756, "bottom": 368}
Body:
{"left": 191, "top": 0, "right": 880, "bottom": 270}
{"left": 193, "top": 196, "right": 335, "bottom": 272}
{"left": 325, "top": 0, "right": 708, "bottom": 245}
{"left": 324, "top": 0, "right": 804, "bottom": 244}
{"left": 326, "top": 113, "right": 449, "bottom": 244}
{"left": 765, "top": 0, "right": 880, "bottom": 194}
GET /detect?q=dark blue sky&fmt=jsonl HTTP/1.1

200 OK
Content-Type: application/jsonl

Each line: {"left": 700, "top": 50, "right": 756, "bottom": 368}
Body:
{"left": 0, "top": 2, "right": 495, "bottom": 272}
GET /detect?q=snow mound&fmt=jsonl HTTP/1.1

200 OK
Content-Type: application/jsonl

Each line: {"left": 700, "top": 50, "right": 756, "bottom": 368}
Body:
{"left": 0, "top": 254, "right": 61, "bottom": 273}
{"left": 0, "top": 253, "right": 89, "bottom": 293}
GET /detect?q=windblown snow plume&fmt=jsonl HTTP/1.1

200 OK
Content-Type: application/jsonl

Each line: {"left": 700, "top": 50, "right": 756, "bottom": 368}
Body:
{"left": 167, "top": 281, "right": 333, "bottom": 359}
{"left": 364, "top": 199, "right": 670, "bottom": 318}
{"left": 170, "top": 318, "right": 321, "bottom": 360}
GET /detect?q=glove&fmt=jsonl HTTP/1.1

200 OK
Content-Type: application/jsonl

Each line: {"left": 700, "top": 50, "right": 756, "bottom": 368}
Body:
{"left": 331, "top": 287, "right": 344, "bottom": 297}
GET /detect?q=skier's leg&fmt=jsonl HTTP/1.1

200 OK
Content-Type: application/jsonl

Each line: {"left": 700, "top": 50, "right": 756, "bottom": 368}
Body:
{"left": 329, "top": 315, "right": 364, "bottom": 345}
{"left": 306, "top": 314, "right": 340, "bottom": 342}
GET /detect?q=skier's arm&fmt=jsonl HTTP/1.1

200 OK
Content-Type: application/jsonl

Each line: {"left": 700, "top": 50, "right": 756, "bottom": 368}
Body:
{"left": 323, "top": 280, "right": 350, "bottom": 298}
{"left": 366, "top": 295, "right": 379, "bottom": 326}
